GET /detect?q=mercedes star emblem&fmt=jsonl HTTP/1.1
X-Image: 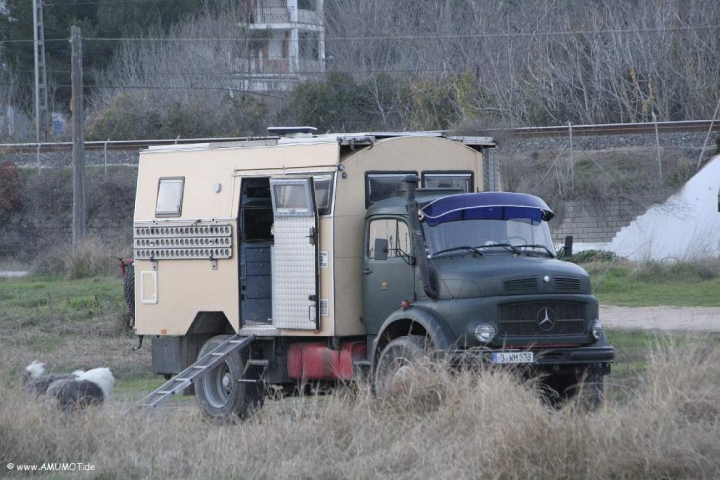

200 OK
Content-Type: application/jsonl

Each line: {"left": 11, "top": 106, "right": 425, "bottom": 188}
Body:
{"left": 536, "top": 307, "right": 556, "bottom": 331}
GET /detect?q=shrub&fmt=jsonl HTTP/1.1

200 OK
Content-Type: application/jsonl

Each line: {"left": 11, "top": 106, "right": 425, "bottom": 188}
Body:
{"left": 31, "top": 237, "right": 125, "bottom": 279}
{"left": 571, "top": 249, "right": 616, "bottom": 263}
{"left": 629, "top": 259, "right": 720, "bottom": 283}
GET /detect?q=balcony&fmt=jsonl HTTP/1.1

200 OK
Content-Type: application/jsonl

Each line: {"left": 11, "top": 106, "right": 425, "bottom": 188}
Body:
{"left": 297, "top": 8, "right": 322, "bottom": 25}
{"left": 251, "top": 7, "right": 322, "bottom": 27}
{"left": 252, "top": 7, "right": 290, "bottom": 24}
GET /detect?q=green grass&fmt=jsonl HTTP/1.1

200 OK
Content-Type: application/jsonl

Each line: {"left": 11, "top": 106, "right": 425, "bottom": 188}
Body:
{"left": 0, "top": 275, "right": 151, "bottom": 381}
{"left": 585, "top": 259, "right": 720, "bottom": 306}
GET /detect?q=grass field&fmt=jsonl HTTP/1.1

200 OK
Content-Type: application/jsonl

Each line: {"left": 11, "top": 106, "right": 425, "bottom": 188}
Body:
{"left": 1, "top": 267, "right": 720, "bottom": 478}
{"left": 583, "top": 257, "right": 720, "bottom": 306}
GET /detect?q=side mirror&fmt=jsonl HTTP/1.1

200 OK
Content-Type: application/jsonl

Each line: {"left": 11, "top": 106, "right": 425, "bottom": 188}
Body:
{"left": 563, "top": 235, "right": 573, "bottom": 258}
{"left": 373, "top": 238, "right": 389, "bottom": 261}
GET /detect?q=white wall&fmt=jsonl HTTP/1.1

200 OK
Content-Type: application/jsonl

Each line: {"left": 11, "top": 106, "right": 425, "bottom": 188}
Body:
{"left": 609, "top": 155, "right": 720, "bottom": 261}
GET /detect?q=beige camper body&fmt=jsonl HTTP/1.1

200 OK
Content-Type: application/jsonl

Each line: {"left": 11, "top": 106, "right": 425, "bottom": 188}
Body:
{"left": 133, "top": 133, "right": 493, "bottom": 340}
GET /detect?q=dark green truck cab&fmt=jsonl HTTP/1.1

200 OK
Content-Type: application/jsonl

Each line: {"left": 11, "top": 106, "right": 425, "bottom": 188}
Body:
{"left": 365, "top": 177, "right": 613, "bottom": 405}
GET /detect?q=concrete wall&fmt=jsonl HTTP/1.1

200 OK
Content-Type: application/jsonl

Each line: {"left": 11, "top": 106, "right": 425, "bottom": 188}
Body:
{"left": 551, "top": 200, "right": 647, "bottom": 244}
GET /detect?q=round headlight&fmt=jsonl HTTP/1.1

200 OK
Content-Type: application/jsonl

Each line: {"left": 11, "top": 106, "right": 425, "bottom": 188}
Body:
{"left": 591, "top": 320, "right": 604, "bottom": 340}
{"left": 475, "top": 324, "right": 497, "bottom": 344}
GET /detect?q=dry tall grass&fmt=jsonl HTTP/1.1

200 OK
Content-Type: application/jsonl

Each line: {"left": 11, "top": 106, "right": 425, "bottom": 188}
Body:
{"left": 2, "top": 339, "right": 719, "bottom": 479}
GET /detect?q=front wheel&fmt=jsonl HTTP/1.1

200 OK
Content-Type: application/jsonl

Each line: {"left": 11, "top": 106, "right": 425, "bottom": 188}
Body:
{"left": 374, "top": 335, "right": 430, "bottom": 394}
{"left": 542, "top": 367, "right": 604, "bottom": 411}
{"left": 195, "top": 335, "right": 263, "bottom": 422}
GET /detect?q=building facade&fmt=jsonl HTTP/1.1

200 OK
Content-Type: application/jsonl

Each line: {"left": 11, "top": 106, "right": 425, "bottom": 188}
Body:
{"left": 242, "top": 0, "right": 325, "bottom": 91}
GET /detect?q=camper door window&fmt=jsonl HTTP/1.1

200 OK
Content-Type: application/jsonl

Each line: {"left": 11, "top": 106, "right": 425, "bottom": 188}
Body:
{"left": 156, "top": 177, "right": 184, "bottom": 217}
{"left": 272, "top": 178, "right": 315, "bottom": 216}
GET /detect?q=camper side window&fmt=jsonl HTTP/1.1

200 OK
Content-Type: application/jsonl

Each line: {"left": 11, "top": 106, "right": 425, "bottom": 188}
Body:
{"left": 367, "top": 218, "right": 411, "bottom": 259}
{"left": 422, "top": 171, "right": 473, "bottom": 192}
{"left": 313, "top": 174, "right": 333, "bottom": 215}
{"left": 156, "top": 177, "right": 184, "bottom": 217}
{"left": 365, "top": 171, "right": 417, "bottom": 208}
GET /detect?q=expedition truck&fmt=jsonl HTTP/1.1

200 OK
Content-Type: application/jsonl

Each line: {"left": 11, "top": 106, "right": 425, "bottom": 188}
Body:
{"left": 128, "top": 129, "right": 614, "bottom": 420}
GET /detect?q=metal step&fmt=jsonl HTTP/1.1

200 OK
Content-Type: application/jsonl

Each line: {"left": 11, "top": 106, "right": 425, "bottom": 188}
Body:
{"left": 241, "top": 359, "right": 269, "bottom": 384}
{"left": 137, "top": 334, "right": 255, "bottom": 409}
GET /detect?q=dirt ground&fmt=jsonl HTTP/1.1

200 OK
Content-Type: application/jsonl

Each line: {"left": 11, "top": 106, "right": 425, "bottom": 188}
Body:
{"left": 601, "top": 305, "right": 720, "bottom": 332}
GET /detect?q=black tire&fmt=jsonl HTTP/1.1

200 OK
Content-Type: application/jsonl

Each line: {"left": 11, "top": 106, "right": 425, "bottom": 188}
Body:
{"left": 123, "top": 263, "right": 135, "bottom": 319}
{"left": 195, "top": 335, "right": 263, "bottom": 422}
{"left": 542, "top": 368, "right": 604, "bottom": 411}
{"left": 579, "top": 369, "right": 604, "bottom": 411}
{"left": 374, "top": 335, "right": 430, "bottom": 394}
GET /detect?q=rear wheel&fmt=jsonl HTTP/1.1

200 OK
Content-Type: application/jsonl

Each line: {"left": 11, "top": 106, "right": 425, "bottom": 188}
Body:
{"left": 374, "top": 335, "right": 430, "bottom": 394}
{"left": 195, "top": 335, "right": 263, "bottom": 422}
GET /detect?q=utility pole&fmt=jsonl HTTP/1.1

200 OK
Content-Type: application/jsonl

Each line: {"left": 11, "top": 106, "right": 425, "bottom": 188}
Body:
{"left": 71, "top": 26, "right": 85, "bottom": 249}
{"left": 33, "top": 0, "right": 50, "bottom": 142}
{"left": 652, "top": 112, "right": 662, "bottom": 182}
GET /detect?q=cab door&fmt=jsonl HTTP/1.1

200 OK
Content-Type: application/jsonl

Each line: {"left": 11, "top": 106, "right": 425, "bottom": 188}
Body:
{"left": 269, "top": 178, "right": 319, "bottom": 330}
{"left": 362, "top": 216, "right": 415, "bottom": 335}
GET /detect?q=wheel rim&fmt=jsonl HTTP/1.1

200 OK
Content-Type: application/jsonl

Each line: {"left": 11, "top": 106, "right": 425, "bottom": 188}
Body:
{"left": 203, "top": 361, "right": 233, "bottom": 409}
{"left": 378, "top": 356, "right": 413, "bottom": 391}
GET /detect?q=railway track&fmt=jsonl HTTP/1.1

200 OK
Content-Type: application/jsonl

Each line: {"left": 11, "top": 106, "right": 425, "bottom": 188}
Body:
{"left": 0, "top": 120, "right": 717, "bottom": 153}
{"left": 492, "top": 119, "right": 720, "bottom": 138}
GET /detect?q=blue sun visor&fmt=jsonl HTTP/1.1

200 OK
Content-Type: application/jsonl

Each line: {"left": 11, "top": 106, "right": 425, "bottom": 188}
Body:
{"left": 421, "top": 192, "right": 554, "bottom": 227}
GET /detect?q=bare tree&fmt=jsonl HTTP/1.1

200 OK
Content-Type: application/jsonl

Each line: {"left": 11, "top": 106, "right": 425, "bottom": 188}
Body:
{"left": 325, "top": 0, "right": 720, "bottom": 128}
{"left": 89, "top": 2, "right": 273, "bottom": 139}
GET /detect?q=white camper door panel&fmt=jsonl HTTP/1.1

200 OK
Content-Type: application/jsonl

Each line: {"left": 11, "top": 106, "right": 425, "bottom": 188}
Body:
{"left": 270, "top": 178, "right": 318, "bottom": 330}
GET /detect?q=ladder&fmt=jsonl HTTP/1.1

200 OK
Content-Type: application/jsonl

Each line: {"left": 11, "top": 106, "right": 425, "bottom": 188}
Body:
{"left": 138, "top": 334, "right": 255, "bottom": 409}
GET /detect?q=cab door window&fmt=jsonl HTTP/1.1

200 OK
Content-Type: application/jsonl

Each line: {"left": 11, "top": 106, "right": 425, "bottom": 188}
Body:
{"left": 367, "top": 218, "right": 411, "bottom": 259}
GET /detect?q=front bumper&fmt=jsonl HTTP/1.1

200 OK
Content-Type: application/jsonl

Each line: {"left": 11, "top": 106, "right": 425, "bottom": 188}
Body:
{"left": 448, "top": 345, "right": 614, "bottom": 372}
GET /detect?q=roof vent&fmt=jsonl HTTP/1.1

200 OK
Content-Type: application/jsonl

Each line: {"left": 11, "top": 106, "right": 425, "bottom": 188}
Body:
{"left": 268, "top": 126, "right": 317, "bottom": 138}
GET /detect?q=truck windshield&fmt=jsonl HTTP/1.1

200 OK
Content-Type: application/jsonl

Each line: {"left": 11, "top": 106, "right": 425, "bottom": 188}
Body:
{"left": 422, "top": 216, "right": 555, "bottom": 257}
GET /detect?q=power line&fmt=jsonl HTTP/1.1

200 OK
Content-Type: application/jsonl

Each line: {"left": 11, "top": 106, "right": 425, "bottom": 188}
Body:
{"left": 4, "top": 22, "right": 719, "bottom": 46}
{"left": 80, "top": 24, "right": 720, "bottom": 42}
{"left": 61, "top": 83, "right": 283, "bottom": 98}
{"left": 45, "top": 0, "right": 178, "bottom": 5}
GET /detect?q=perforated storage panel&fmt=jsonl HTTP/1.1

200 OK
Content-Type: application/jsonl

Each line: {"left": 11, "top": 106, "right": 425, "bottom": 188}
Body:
{"left": 134, "top": 224, "right": 232, "bottom": 260}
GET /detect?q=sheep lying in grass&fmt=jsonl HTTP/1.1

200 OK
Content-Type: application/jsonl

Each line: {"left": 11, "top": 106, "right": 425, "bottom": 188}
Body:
{"left": 22, "top": 361, "right": 75, "bottom": 396}
{"left": 22, "top": 361, "right": 115, "bottom": 411}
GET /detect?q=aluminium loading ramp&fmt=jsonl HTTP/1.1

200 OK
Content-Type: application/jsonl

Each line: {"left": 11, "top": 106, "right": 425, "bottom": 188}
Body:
{"left": 138, "top": 334, "right": 255, "bottom": 409}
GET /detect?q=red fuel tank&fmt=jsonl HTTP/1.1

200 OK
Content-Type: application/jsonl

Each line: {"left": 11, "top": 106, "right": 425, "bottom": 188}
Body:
{"left": 287, "top": 341, "right": 368, "bottom": 380}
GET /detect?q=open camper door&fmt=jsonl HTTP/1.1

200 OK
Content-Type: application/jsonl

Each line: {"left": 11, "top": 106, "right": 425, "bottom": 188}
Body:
{"left": 270, "top": 178, "right": 319, "bottom": 330}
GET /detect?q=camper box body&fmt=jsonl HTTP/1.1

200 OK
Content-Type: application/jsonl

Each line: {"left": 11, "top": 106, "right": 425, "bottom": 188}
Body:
{"left": 133, "top": 134, "right": 489, "bottom": 375}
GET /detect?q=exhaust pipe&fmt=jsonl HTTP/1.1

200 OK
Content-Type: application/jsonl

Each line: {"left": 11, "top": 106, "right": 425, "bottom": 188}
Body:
{"left": 404, "top": 175, "right": 438, "bottom": 300}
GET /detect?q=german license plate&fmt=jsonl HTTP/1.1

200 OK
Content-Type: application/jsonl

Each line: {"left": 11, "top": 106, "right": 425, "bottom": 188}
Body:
{"left": 492, "top": 352, "right": 534, "bottom": 364}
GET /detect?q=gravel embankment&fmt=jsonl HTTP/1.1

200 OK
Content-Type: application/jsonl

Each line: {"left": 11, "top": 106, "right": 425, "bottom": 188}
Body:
{"left": 602, "top": 305, "right": 720, "bottom": 332}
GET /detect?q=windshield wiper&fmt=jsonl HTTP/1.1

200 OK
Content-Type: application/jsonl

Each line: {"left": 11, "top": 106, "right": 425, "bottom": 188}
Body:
{"left": 474, "top": 243, "right": 521, "bottom": 255}
{"left": 513, "top": 244, "right": 555, "bottom": 257}
{"left": 431, "top": 246, "right": 483, "bottom": 257}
